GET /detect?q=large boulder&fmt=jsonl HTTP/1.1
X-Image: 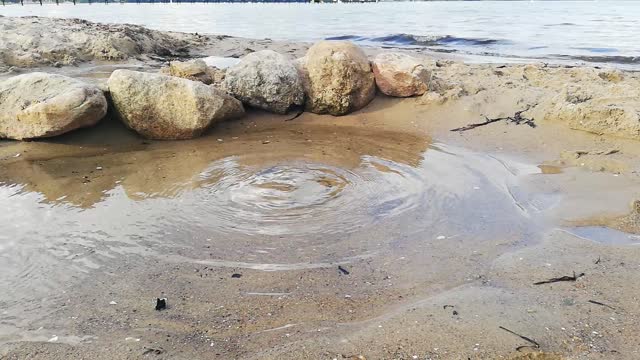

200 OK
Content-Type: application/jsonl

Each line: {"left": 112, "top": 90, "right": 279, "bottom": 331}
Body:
{"left": 0, "top": 72, "right": 107, "bottom": 140}
{"left": 160, "top": 59, "right": 225, "bottom": 86}
{"left": 108, "top": 70, "right": 244, "bottom": 140}
{"left": 372, "top": 52, "right": 430, "bottom": 97}
{"left": 297, "top": 41, "right": 375, "bottom": 116}
{"left": 222, "top": 50, "right": 304, "bottom": 114}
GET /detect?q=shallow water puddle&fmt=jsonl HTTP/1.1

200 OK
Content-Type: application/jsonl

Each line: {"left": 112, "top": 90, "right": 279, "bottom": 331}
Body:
{"left": 0, "top": 122, "right": 554, "bottom": 345}
{"left": 561, "top": 226, "right": 640, "bottom": 246}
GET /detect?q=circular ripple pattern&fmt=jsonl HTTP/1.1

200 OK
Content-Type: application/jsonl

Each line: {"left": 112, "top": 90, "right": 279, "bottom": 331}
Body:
{"left": 195, "top": 156, "right": 426, "bottom": 236}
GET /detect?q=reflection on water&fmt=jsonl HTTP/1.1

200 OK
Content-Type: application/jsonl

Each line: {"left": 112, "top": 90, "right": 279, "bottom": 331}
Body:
{"left": 0, "top": 120, "right": 551, "bottom": 344}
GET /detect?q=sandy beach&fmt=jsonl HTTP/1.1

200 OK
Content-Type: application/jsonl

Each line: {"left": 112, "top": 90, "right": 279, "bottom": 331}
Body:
{"left": 1, "top": 15, "right": 640, "bottom": 360}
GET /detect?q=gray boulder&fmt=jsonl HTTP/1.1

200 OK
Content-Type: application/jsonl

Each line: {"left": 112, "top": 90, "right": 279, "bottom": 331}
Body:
{"left": 0, "top": 72, "right": 107, "bottom": 140}
{"left": 222, "top": 50, "right": 304, "bottom": 114}
{"left": 108, "top": 70, "right": 244, "bottom": 140}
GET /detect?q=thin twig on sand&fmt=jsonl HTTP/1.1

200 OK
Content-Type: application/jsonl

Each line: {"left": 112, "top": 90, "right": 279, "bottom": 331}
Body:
{"left": 451, "top": 106, "right": 535, "bottom": 132}
{"left": 533, "top": 271, "right": 585, "bottom": 285}
{"left": 499, "top": 326, "right": 540, "bottom": 349}
{"left": 588, "top": 300, "right": 616, "bottom": 310}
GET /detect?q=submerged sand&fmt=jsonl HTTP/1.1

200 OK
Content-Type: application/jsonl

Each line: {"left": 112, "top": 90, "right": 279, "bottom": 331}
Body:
{"left": 1, "top": 16, "right": 640, "bottom": 360}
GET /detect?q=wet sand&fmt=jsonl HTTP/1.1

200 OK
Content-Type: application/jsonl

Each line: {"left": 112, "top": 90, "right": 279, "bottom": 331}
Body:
{"left": 2, "top": 96, "right": 640, "bottom": 359}
{"left": 3, "top": 19, "right": 640, "bottom": 360}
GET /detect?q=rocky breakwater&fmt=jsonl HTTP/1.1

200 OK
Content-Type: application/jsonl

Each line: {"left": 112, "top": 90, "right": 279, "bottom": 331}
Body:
{"left": 0, "top": 72, "right": 107, "bottom": 140}
{"left": 0, "top": 36, "right": 437, "bottom": 142}
{"left": 108, "top": 70, "right": 244, "bottom": 140}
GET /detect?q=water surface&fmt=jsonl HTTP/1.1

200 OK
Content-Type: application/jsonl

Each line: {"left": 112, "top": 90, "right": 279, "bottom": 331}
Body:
{"left": 0, "top": 118, "right": 550, "bottom": 345}
{"left": 2, "top": 1, "right": 640, "bottom": 66}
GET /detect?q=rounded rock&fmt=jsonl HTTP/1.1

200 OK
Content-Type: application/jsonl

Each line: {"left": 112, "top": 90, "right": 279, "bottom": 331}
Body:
{"left": 108, "top": 69, "right": 244, "bottom": 140}
{"left": 372, "top": 52, "right": 430, "bottom": 97}
{"left": 0, "top": 72, "right": 107, "bottom": 140}
{"left": 222, "top": 50, "right": 304, "bottom": 114}
{"left": 298, "top": 41, "right": 375, "bottom": 116}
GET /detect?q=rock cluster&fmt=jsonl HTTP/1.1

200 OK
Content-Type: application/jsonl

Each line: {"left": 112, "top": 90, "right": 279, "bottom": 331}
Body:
{"left": 0, "top": 42, "right": 436, "bottom": 141}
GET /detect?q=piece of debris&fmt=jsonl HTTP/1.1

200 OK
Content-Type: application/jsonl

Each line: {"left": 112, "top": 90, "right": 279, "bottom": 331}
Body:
{"left": 533, "top": 271, "right": 584, "bottom": 285}
{"left": 591, "top": 149, "right": 620, "bottom": 156}
{"left": 452, "top": 310, "right": 459, "bottom": 316}
{"left": 142, "top": 347, "right": 163, "bottom": 355}
{"left": 499, "top": 326, "right": 540, "bottom": 349}
{"left": 338, "top": 265, "right": 350, "bottom": 275}
{"left": 285, "top": 108, "right": 305, "bottom": 121}
{"left": 443, "top": 305, "right": 455, "bottom": 309}
{"left": 109, "top": 301, "right": 117, "bottom": 305}
{"left": 262, "top": 140, "right": 271, "bottom": 144}
{"left": 96, "top": 166, "right": 103, "bottom": 170}
{"left": 231, "top": 273, "right": 242, "bottom": 278}
{"left": 588, "top": 300, "right": 616, "bottom": 310}
{"left": 451, "top": 106, "right": 535, "bottom": 132}
{"left": 595, "top": 256, "right": 601, "bottom": 265}
{"left": 572, "top": 149, "right": 620, "bottom": 159}
{"left": 155, "top": 298, "right": 167, "bottom": 311}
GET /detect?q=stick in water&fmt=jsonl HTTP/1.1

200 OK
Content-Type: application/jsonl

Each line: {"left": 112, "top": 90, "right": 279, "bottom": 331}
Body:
{"left": 499, "top": 326, "right": 540, "bottom": 349}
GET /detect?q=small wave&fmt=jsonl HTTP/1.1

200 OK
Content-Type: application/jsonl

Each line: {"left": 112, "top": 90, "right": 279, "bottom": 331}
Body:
{"left": 544, "top": 22, "right": 576, "bottom": 27}
{"left": 324, "top": 35, "right": 368, "bottom": 41}
{"left": 325, "top": 33, "right": 508, "bottom": 47}
{"left": 572, "top": 47, "right": 618, "bottom": 54}
{"left": 557, "top": 54, "right": 640, "bottom": 64}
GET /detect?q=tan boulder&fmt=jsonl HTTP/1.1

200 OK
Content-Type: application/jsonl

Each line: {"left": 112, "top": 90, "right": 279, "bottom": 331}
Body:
{"left": 372, "top": 52, "right": 430, "bottom": 97}
{"left": 298, "top": 41, "right": 375, "bottom": 116}
{"left": 0, "top": 72, "right": 107, "bottom": 140}
{"left": 107, "top": 70, "right": 244, "bottom": 140}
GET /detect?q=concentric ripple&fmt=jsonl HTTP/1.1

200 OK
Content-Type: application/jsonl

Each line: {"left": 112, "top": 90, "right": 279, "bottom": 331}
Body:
{"left": 193, "top": 156, "right": 425, "bottom": 236}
